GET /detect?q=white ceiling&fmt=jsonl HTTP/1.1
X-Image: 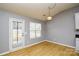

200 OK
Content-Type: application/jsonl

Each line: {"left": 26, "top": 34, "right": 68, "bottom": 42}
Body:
{"left": 0, "top": 3, "right": 79, "bottom": 21}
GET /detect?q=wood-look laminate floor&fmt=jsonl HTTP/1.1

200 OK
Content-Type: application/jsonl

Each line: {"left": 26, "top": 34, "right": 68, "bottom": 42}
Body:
{"left": 4, "top": 41, "right": 79, "bottom": 56}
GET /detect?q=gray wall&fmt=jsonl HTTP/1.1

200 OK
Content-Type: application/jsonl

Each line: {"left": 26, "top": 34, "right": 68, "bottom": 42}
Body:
{"left": 46, "top": 7, "right": 79, "bottom": 47}
{"left": 0, "top": 10, "right": 45, "bottom": 54}
{"left": 0, "top": 11, "right": 9, "bottom": 54}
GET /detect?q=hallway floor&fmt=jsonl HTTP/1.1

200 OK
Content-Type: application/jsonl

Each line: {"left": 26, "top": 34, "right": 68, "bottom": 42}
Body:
{"left": 4, "top": 41, "right": 79, "bottom": 56}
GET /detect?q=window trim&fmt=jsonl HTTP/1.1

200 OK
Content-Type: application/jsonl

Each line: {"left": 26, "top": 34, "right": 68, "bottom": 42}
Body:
{"left": 30, "top": 22, "right": 41, "bottom": 39}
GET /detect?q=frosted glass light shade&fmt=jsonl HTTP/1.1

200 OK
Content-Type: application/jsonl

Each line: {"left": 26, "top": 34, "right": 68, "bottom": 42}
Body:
{"left": 47, "top": 16, "right": 52, "bottom": 20}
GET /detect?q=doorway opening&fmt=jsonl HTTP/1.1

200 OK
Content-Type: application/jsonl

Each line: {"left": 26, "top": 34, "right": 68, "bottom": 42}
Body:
{"left": 9, "top": 18, "right": 25, "bottom": 51}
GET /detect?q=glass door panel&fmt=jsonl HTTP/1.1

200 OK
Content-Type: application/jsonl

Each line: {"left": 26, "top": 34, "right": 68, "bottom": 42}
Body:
{"left": 10, "top": 18, "right": 25, "bottom": 50}
{"left": 17, "top": 22, "right": 24, "bottom": 47}
{"left": 12, "top": 21, "right": 18, "bottom": 48}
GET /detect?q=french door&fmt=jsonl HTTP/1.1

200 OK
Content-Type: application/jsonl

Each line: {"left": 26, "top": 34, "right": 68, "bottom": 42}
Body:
{"left": 9, "top": 18, "right": 25, "bottom": 50}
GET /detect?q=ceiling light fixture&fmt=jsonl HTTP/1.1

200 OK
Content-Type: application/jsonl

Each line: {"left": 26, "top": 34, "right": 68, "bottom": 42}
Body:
{"left": 47, "top": 3, "right": 56, "bottom": 21}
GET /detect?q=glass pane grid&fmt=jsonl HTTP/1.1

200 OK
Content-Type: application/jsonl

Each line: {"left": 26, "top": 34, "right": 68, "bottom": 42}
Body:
{"left": 30, "top": 22, "right": 41, "bottom": 39}
{"left": 12, "top": 20, "right": 24, "bottom": 48}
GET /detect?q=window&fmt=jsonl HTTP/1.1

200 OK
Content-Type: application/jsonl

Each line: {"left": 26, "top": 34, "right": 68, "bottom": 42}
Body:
{"left": 30, "top": 22, "right": 41, "bottom": 39}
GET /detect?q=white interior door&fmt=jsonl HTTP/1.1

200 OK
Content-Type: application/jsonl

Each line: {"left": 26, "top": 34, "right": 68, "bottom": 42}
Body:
{"left": 9, "top": 18, "right": 25, "bottom": 50}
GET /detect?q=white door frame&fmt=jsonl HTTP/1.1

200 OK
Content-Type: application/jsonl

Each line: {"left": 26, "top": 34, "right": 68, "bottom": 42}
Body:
{"left": 9, "top": 17, "right": 25, "bottom": 51}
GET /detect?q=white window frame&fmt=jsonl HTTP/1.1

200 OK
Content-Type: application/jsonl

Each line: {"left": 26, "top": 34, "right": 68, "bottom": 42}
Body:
{"left": 30, "top": 22, "right": 41, "bottom": 39}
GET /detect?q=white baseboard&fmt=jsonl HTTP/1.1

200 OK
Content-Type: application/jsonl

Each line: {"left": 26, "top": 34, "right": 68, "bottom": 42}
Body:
{"left": 25, "top": 40, "right": 46, "bottom": 48}
{"left": 0, "top": 51, "right": 10, "bottom": 56}
{"left": 0, "top": 40, "right": 45, "bottom": 56}
{"left": 45, "top": 40, "right": 75, "bottom": 48}
{"left": 0, "top": 40, "right": 75, "bottom": 55}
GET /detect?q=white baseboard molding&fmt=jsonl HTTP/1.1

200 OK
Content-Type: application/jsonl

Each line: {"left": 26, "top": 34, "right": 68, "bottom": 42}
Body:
{"left": 45, "top": 40, "right": 75, "bottom": 48}
{"left": 0, "top": 51, "right": 10, "bottom": 56}
{"left": 0, "top": 40, "right": 76, "bottom": 55}
{"left": 0, "top": 40, "right": 45, "bottom": 56}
